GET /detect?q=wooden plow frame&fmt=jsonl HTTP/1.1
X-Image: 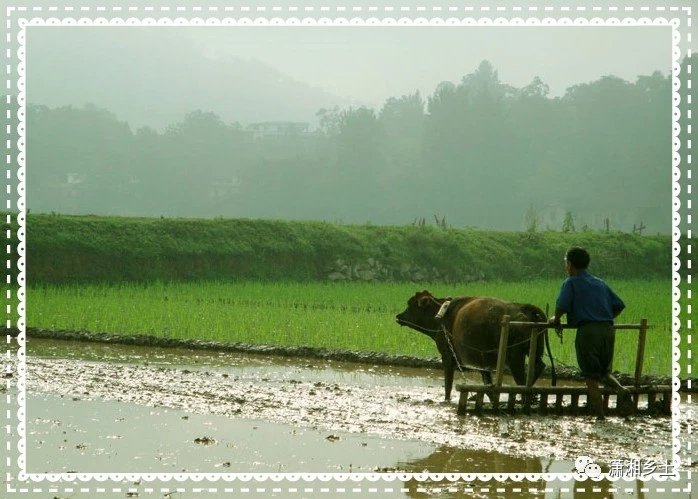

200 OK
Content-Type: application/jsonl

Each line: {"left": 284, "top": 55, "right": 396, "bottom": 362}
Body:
{"left": 455, "top": 317, "right": 672, "bottom": 417}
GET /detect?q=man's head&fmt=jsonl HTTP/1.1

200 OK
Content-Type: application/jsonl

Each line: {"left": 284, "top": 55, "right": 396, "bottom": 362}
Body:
{"left": 565, "top": 247, "right": 590, "bottom": 275}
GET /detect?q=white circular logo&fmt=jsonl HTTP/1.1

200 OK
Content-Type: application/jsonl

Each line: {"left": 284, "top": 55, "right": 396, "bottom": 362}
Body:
{"left": 575, "top": 456, "right": 593, "bottom": 474}
{"left": 585, "top": 463, "right": 602, "bottom": 479}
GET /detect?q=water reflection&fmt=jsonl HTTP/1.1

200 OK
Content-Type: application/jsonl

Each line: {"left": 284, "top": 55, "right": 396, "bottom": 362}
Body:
{"left": 550, "top": 475, "right": 656, "bottom": 499}
{"left": 397, "top": 446, "right": 547, "bottom": 498}
{"left": 397, "top": 447, "right": 676, "bottom": 499}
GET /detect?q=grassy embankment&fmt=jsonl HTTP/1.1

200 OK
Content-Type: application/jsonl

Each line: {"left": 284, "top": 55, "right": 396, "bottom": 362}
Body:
{"left": 14, "top": 213, "right": 673, "bottom": 284}
{"left": 5, "top": 213, "right": 685, "bottom": 376}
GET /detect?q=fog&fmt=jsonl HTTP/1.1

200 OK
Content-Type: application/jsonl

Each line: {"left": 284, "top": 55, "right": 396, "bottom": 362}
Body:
{"left": 7, "top": 2, "right": 692, "bottom": 233}
{"left": 27, "top": 24, "right": 673, "bottom": 130}
{"left": 187, "top": 26, "right": 672, "bottom": 110}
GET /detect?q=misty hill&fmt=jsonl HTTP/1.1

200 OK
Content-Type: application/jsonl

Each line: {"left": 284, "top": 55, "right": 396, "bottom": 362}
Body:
{"left": 29, "top": 28, "right": 352, "bottom": 131}
{"left": 18, "top": 49, "right": 693, "bottom": 234}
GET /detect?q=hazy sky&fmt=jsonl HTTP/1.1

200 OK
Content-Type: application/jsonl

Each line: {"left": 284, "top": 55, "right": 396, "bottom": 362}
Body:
{"left": 21, "top": 1, "right": 694, "bottom": 129}
{"left": 187, "top": 25, "right": 672, "bottom": 105}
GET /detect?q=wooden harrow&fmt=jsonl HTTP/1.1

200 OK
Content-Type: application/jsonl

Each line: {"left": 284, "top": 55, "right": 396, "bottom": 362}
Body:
{"left": 455, "top": 317, "right": 671, "bottom": 417}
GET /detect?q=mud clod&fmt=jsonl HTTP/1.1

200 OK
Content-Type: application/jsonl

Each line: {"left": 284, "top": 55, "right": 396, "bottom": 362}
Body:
{"left": 194, "top": 436, "right": 216, "bottom": 445}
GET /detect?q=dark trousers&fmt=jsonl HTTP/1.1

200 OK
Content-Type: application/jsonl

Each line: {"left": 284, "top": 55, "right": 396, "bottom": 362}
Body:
{"left": 574, "top": 322, "right": 615, "bottom": 380}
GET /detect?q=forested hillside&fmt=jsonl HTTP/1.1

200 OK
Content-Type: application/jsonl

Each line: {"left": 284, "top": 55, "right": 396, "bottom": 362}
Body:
{"left": 20, "top": 55, "right": 692, "bottom": 234}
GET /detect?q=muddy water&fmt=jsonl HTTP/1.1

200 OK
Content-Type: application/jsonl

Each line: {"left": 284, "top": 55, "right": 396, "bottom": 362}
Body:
{"left": 5, "top": 338, "right": 694, "bottom": 498}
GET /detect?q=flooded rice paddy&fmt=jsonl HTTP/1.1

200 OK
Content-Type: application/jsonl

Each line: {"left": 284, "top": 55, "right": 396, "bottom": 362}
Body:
{"left": 4, "top": 338, "right": 694, "bottom": 498}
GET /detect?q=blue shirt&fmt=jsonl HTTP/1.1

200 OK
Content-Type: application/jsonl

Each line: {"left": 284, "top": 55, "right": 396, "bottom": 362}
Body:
{"left": 555, "top": 271, "right": 625, "bottom": 327}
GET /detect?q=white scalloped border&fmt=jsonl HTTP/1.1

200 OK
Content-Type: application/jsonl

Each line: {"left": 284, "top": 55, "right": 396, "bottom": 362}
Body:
{"left": 4, "top": 7, "right": 692, "bottom": 495}
{"left": 9, "top": 15, "right": 686, "bottom": 26}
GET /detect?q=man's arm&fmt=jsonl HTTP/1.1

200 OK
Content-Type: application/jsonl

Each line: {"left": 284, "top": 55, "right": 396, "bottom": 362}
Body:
{"left": 550, "top": 308, "right": 566, "bottom": 324}
{"left": 549, "top": 307, "right": 566, "bottom": 340}
{"left": 608, "top": 287, "right": 625, "bottom": 319}
{"left": 551, "top": 280, "right": 572, "bottom": 324}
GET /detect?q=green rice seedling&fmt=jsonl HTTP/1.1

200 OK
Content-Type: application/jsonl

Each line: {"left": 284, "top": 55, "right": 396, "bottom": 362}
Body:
{"left": 25, "top": 279, "right": 680, "bottom": 377}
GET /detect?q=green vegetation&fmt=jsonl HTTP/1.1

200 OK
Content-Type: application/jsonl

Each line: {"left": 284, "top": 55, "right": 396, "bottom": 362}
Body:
{"left": 12, "top": 213, "right": 672, "bottom": 285}
{"left": 12, "top": 212, "right": 682, "bottom": 378}
{"left": 27, "top": 279, "right": 676, "bottom": 376}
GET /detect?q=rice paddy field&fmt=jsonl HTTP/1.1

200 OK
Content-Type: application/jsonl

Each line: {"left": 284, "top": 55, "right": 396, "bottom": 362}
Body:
{"left": 25, "top": 279, "right": 683, "bottom": 377}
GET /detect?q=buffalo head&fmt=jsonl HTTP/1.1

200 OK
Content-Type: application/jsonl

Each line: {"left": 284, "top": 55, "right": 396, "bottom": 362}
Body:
{"left": 395, "top": 290, "right": 447, "bottom": 339}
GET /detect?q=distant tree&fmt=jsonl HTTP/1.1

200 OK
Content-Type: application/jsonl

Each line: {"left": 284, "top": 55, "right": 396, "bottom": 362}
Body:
{"left": 525, "top": 203, "right": 539, "bottom": 233}
{"left": 332, "top": 106, "right": 385, "bottom": 221}
{"left": 460, "top": 60, "right": 516, "bottom": 102}
{"left": 423, "top": 60, "right": 522, "bottom": 227}
{"left": 562, "top": 211, "right": 575, "bottom": 233}
{"left": 378, "top": 91, "right": 426, "bottom": 215}
{"left": 316, "top": 106, "right": 343, "bottom": 136}
{"left": 518, "top": 76, "right": 550, "bottom": 99}
{"left": 26, "top": 102, "right": 135, "bottom": 214}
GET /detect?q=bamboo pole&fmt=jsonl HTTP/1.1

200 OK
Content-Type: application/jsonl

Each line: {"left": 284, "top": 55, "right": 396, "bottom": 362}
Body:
{"left": 475, "top": 392, "right": 485, "bottom": 415}
{"left": 455, "top": 384, "right": 671, "bottom": 395}
{"left": 495, "top": 315, "right": 511, "bottom": 387}
{"left": 634, "top": 318, "right": 648, "bottom": 387}
{"left": 571, "top": 393, "right": 580, "bottom": 411}
{"left": 525, "top": 328, "right": 540, "bottom": 387}
{"left": 522, "top": 326, "right": 540, "bottom": 410}
{"left": 491, "top": 390, "right": 501, "bottom": 411}
{"left": 457, "top": 390, "right": 469, "bottom": 416}
{"left": 662, "top": 394, "right": 672, "bottom": 415}
{"left": 508, "top": 321, "right": 649, "bottom": 330}
{"left": 538, "top": 393, "right": 548, "bottom": 414}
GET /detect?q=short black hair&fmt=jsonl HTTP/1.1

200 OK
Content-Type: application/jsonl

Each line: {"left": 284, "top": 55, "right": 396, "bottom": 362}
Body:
{"left": 565, "top": 247, "right": 590, "bottom": 270}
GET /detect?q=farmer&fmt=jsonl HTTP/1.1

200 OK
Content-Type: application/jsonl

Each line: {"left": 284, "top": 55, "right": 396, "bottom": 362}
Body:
{"left": 549, "top": 246, "right": 632, "bottom": 419}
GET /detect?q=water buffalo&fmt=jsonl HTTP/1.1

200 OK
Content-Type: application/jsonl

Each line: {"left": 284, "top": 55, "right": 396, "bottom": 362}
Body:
{"left": 396, "top": 290, "right": 555, "bottom": 401}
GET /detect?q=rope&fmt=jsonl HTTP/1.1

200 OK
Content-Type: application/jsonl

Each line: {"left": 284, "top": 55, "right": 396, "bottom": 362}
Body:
{"left": 396, "top": 318, "right": 442, "bottom": 334}
{"left": 457, "top": 334, "right": 539, "bottom": 354}
{"left": 400, "top": 318, "right": 538, "bottom": 354}
{"left": 442, "top": 324, "right": 468, "bottom": 377}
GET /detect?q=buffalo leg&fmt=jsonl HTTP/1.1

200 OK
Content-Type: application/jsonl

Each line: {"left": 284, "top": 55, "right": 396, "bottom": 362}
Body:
{"left": 508, "top": 354, "right": 527, "bottom": 386}
{"left": 480, "top": 370, "right": 495, "bottom": 404}
{"left": 533, "top": 357, "right": 546, "bottom": 385}
{"left": 507, "top": 355, "right": 530, "bottom": 406}
{"left": 443, "top": 356, "right": 454, "bottom": 401}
